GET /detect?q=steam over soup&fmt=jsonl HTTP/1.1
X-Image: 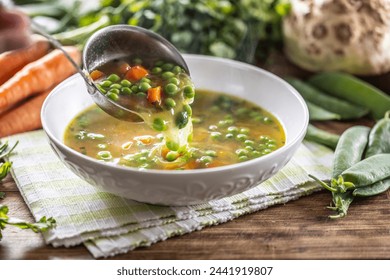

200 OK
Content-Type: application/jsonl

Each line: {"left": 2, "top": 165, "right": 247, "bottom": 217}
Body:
{"left": 64, "top": 90, "right": 286, "bottom": 170}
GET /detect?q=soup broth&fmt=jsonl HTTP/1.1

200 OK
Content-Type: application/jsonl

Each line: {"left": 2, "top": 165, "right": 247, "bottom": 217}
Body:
{"left": 64, "top": 90, "right": 285, "bottom": 170}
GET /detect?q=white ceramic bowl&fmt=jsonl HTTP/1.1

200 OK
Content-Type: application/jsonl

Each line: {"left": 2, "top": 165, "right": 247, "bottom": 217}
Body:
{"left": 41, "top": 54, "right": 308, "bottom": 206}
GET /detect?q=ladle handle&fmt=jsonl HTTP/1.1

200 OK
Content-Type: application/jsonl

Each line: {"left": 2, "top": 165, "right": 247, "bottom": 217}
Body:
{"left": 31, "top": 21, "right": 96, "bottom": 94}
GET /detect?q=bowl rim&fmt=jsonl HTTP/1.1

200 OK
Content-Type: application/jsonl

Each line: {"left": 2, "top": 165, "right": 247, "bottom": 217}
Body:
{"left": 41, "top": 54, "right": 308, "bottom": 175}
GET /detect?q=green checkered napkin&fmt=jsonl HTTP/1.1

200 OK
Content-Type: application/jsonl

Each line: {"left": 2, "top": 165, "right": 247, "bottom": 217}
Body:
{"left": 6, "top": 130, "right": 333, "bottom": 258}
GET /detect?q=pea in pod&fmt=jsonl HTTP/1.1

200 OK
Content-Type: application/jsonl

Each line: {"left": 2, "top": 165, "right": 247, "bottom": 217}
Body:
{"left": 365, "top": 111, "right": 390, "bottom": 158}
{"left": 286, "top": 78, "right": 369, "bottom": 120}
{"left": 340, "top": 154, "right": 390, "bottom": 188}
{"left": 353, "top": 178, "right": 390, "bottom": 197}
{"left": 332, "top": 126, "right": 370, "bottom": 178}
{"left": 308, "top": 72, "right": 390, "bottom": 120}
{"left": 304, "top": 124, "right": 340, "bottom": 150}
{"left": 306, "top": 101, "right": 341, "bottom": 121}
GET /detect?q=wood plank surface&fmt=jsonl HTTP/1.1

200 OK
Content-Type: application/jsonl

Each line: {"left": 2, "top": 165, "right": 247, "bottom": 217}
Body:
{"left": 0, "top": 54, "right": 389, "bottom": 260}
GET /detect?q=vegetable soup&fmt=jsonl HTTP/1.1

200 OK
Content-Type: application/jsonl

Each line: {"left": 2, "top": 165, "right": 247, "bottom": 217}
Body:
{"left": 64, "top": 90, "right": 286, "bottom": 170}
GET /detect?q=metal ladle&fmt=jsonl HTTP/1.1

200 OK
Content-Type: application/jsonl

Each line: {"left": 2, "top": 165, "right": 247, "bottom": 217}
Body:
{"left": 34, "top": 24, "right": 189, "bottom": 122}
{"left": 83, "top": 25, "right": 190, "bottom": 122}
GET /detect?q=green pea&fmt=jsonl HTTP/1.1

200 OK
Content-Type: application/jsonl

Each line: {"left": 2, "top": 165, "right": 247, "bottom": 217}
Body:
{"left": 183, "top": 85, "right": 195, "bottom": 98}
{"left": 100, "top": 80, "right": 112, "bottom": 88}
{"left": 166, "top": 151, "right": 179, "bottom": 162}
{"left": 183, "top": 104, "right": 192, "bottom": 117}
{"left": 166, "top": 140, "right": 179, "bottom": 151}
{"left": 251, "top": 150, "right": 262, "bottom": 157}
{"left": 238, "top": 155, "right": 249, "bottom": 162}
{"left": 121, "top": 79, "right": 132, "bottom": 87}
{"left": 110, "top": 83, "right": 122, "bottom": 90}
{"left": 165, "top": 83, "right": 178, "bottom": 95}
{"left": 175, "top": 111, "right": 189, "bottom": 129}
{"left": 235, "top": 149, "right": 248, "bottom": 157}
{"left": 106, "top": 91, "right": 119, "bottom": 101}
{"left": 262, "top": 116, "right": 273, "bottom": 124}
{"left": 109, "top": 88, "right": 120, "bottom": 94}
{"left": 97, "top": 151, "right": 112, "bottom": 160}
{"left": 162, "top": 63, "right": 174, "bottom": 71}
{"left": 244, "top": 140, "right": 255, "bottom": 146}
{"left": 152, "top": 118, "right": 167, "bottom": 131}
{"left": 136, "top": 92, "right": 147, "bottom": 98}
{"left": 151, "top": 67, "right": 162, "bottom": 74}
{"left": 205, "top": 150, "right": 217, "bottom": 157}
{"left": 131, "top": 85, "right": 139, "bottom": 92}
{"left": 96, "top": 84, "right": 106, "bottom": 94}
{"left": 162, "top": 71, "right": 175, "bottom": 79}
{"left": 262, "top": 149, "right": 272, "bottom": 155}
{"left": 155, "top": 60, "right": 164, "bottom": 67}
{"left": 107, "top": 74, "right": 120, "bottom": 83}
{"left": 259, "top": 135, "right": 269, "bottom": 143}
{"left": 225, "top": 133, "right": 234, "bottom": 139}
{"left": 121, "top": 87, "right": 132, "bottom": 95}
{"left": 140, "top": 77, "right": 151, "bottom": 83}
{"left": 200, "top": 155, "right": 213, "bottom": 164}
{"left": 227, "top": 126, "right": 239, "bottom": 134}
{"left": 267, "top": 143, "right": 277, "bottom": 150}
{"left": 236, "top": 134, "right": 248, "bottom": 141}
{"left": 139, "top": 82, "right": 151, "bottom": 92}
{"left": 210, "top": 132, "right": 222, "bottom": 140}
{"left": 164, "top": 98, "right": 176, "bottom": 109}
{"left": 209, "top": 125, "right": 218, "bottom": 131}
{"left": 245, "top": 146, "right": 254, "bottom": 151}
{"left": 168, "top": 77, "right": 180, "bottom": 86}
{"left": 172, "top": 65, "right": 182, "bottom": 74}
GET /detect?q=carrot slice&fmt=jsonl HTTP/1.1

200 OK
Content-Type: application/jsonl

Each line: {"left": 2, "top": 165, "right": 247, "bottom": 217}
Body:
{"left": 125, "top": 65, "right": 148, "bottom": 81}
{"left": 147, "top": 86, "right": 162, "bottom": 104}
{"left": 90, "top": 70, "right": 105, "bottom": 80}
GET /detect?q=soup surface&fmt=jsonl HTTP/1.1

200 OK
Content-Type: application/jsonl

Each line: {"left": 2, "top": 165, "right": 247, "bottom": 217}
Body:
{"left": 64, "top": 90, "right": 286, "bottom": 170}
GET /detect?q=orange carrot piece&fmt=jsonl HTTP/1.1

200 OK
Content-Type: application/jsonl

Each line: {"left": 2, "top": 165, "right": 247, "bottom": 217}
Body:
{"left": 0, "top": 34, "right": 50, "bottom": 85}
{"left": 90, "top": 70, "right": 105, "bottom": 81}
{"left": 0, "top": 87, "right": 53, "bottom": 137}
{"left": 0, "top": 46, "right": 81, "bottom": 113}
{"left": 125, "top": 65, "right": 148, "bottom": 81}
{"left": 147, "top": 86, "right": 162, "bottom": 104}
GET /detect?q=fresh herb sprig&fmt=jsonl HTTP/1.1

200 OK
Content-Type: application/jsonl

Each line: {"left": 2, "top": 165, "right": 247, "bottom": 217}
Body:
{"left": 0, "top": 140, "right": 56, "bottom": 240}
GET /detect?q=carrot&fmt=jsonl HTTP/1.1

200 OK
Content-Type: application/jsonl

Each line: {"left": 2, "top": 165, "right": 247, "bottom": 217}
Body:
{"left": 125, "top": 65, "right": 148, "bottom": 81}
{"left": 0, "top": 35, "right": 50, "bottom": 85}
{"left": 0, "top": 46, "right": 81, "bottom": 113}
{"left": 0, "top": 87, "right": 53, "bottom": 137}
{"left": 90, "top": 70, "right": 105, "bottom": 81}
{"left": 147, "top": 86, "right": 162, "bottom": 104}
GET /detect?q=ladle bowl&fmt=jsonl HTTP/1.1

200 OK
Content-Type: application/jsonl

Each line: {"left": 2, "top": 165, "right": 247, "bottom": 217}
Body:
{"left": 82, "top": 25, "right": 190, "bottom": 122}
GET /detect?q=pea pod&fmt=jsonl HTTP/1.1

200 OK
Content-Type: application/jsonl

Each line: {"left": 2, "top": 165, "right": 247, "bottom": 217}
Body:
{"left": 308, "top": 72, "right": 390, "bottom": 120}
{"left": 306, "top": 101, "right": 341, "bottom": 121}
{"left": 353, "top": 178, "right": 390, "bottom": 197}
{"left": 304, "top": 124, "right": 339, "bottom": 150}
{"left": 332, "top": 126, "right": 370, "bottom": 178}
{"left": 340, "top": 154, "right": 390, "bottom": 188}
{"left": 365, "top": 111, "right": 390, "bottom": 158}
{"left": 286, "top": 78, "right": 369, "bottom": 120}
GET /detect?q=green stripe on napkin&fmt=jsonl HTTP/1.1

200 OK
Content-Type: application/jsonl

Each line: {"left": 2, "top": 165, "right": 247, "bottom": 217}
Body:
{"left": 6, "top": 130, "right": 333, "bottom": 258}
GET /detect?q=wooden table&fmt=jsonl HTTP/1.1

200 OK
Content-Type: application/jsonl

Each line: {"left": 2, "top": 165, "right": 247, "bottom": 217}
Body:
{"left": 1, "top": 55, "right": 389, "bottom": 260}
